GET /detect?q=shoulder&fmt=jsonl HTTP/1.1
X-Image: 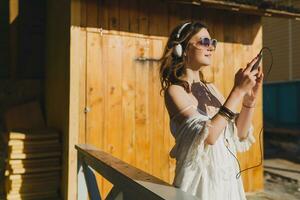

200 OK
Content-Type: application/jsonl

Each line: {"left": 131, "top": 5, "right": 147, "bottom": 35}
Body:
{"left": 165, "top": 84, "right": 186, "bottom": 98}
{"left": 164, "top": 85, "right": 189, "bottom": 107}
{"left": 164, "top": 85, "right": 196, "bottom": 120}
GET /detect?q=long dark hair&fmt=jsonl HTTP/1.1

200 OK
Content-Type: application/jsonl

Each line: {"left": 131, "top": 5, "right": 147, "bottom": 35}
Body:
{"left": 159, "top": 21, "right": 210, "bottom": 96}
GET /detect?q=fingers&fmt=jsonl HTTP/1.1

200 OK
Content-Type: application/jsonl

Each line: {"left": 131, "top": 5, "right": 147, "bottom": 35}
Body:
{"left": 237, "top": 68, "right": 243, "bottom": 73}
{"left": 257, "top": 72, "right": 264, "bottom": 82}
{"left": 250, "top": 68, "right": 259, "bottom": 76}
{"left": 256, "top": 67, "right": 263, "bottom": 78}
{"left": 235, "top": 68, "right": 243, "bottom": 77}
{"left": 244, "top": 56, "right": 259, "bottom": 73}
{"left": 257, "top": 66, "right": 263, "bottom": 77}
{"left": 254, "top": 72, "right": 264, "bottom": 86}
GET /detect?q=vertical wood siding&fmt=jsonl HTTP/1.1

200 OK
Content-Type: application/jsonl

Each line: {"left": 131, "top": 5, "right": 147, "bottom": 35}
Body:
{"left": 71, "top": 0, "right": 263, "bottom": 197}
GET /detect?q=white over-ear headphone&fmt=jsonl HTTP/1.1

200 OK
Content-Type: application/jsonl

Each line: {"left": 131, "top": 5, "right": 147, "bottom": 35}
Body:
{"left": 173, "top": 22, "right": 192, "bottom": 58}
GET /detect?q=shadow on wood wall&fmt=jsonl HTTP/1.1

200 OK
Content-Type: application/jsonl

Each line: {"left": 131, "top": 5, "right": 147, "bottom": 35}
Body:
{"left": 72, "top": 0, "right": 261, "bottom": 45}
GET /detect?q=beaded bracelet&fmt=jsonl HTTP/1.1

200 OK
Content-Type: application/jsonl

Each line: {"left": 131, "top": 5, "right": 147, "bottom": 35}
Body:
{"left": 218, "top": 109, "right": 232, "bottom": 122}
{"left": 220, "top": 106, "right": 236, "bottom": 118}
{"left": 221, "top": 106, "right": 235, "bottom": 117}
{"left": 218, "top": 105, "right": 238, "bottom": 122}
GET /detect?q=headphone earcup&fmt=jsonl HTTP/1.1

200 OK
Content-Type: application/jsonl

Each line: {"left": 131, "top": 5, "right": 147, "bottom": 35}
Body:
{"left": 173, "top": 44, "right": 183, "bottom": 58}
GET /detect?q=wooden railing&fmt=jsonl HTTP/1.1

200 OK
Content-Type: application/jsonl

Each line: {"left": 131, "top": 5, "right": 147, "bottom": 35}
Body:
{"left": 76, "top": 144, "right": 199, "bottom": 200}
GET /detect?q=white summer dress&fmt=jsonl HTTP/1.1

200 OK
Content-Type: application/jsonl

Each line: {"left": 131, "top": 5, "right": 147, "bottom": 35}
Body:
{"left": 169, "top": 83, "right": 255, "bottom": 200}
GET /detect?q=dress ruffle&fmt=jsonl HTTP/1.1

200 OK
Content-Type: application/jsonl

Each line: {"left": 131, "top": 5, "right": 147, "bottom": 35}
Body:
{"left": 169, "top": 113, "right": 212, "bottom": 191}
{"left": 170, "top": 114, "right": 211, "bottom": 167}
{"left": 230, "top": 121, "right": 255, "bottom": 153}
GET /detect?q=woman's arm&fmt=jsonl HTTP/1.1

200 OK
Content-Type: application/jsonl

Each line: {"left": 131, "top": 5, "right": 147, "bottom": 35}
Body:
{"left": 234, "top": 100, "right": 255, "bottom": 140}
{"left": 235, "top": 66, "right": 264, "bottom": 140}
{"left": 204, "top": 87, "right": 244, "bottom": 145}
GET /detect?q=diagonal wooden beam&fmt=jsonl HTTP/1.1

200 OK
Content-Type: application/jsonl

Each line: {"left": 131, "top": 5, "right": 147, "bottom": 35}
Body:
{"left": 75, "top": 144, "right": 200, "bottom": 200}
{"left": 105, "top": 186, "right": 123, "bottom": 200}
{"left": 78, "top": 153, "right": 102, "bottom": 200}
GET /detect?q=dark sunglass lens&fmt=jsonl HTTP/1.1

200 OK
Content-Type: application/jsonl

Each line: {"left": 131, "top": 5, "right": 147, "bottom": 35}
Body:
{"left": 211, "top": 39, "right": 217, "bottom": 48}
{"left": 202, "top": 38, "right": 210, "bottom": 46}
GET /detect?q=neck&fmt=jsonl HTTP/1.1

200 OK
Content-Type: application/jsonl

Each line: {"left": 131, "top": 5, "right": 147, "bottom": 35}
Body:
{"left": 182, "top": 68, "right": 201, "bottom": 84}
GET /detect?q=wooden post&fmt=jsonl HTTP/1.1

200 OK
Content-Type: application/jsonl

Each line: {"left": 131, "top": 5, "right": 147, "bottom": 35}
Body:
{"left": 77, "top": 154, "right": 88, "bottom": 200}
{"left": 78, "top": 154, "right": 102, "bottom": 200}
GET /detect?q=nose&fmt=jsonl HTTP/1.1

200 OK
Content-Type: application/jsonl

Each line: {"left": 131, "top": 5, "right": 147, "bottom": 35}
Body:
{"left": 207, "top": 46, "right": 213, "bottom": 52}
{"left": 207, "top": 44, "right": 216, "bottom": 52}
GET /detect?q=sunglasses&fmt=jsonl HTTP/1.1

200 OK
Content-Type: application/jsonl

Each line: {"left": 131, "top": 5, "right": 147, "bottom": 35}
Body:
{"left": 190, "top": 37, "right": 217, "bottom": 50}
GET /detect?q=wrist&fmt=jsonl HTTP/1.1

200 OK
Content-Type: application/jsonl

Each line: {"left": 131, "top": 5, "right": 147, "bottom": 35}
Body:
{"left": 224, "top": 87, "right": 244, "bottom": 113}
{"left": 231, "top": 87, "right": 245, "bottom": 99}
{"left": 243, "top": 96, "right": 256, "bottom": 107}
{"left": 242, "top": 102, "right": 256, "bottom": 108}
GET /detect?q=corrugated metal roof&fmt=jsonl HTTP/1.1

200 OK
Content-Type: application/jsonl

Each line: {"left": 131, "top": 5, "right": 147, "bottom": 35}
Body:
{"left": 230, "top": 0, "right": 300, "bottom": 12}
{"left": 168, "top": 0, "right": 300, "bottom": 20}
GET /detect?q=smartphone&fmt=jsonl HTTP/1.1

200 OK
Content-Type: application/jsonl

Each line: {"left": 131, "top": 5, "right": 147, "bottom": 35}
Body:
{"left": 251, "top": 50, "right": 263, "bottom": 72}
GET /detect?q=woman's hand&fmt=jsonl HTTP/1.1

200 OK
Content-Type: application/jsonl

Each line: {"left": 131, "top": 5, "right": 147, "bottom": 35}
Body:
{"left": 243, "top": 66, "right": 264, "bottom": 106}
{"left": 233, "top": 56, "right": 260, "bottom": 97}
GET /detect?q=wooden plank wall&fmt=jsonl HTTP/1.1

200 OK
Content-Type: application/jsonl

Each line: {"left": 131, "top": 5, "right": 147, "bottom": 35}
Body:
{"left": 70, "top": 0, "right": 263, "bottom": 198}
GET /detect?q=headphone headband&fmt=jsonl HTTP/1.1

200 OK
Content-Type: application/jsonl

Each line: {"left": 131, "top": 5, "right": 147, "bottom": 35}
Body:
{"left": 176, "top": 22, "right": 192, "bottom": 39}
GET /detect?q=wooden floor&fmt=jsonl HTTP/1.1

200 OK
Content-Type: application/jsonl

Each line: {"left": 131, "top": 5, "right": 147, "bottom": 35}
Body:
{"left": 246, "top": 127, "right": 300, "bottom": 200}
{"left": 264, "top": 159, "right": 300, "bottom": 182}
{"left": 246, "top": 159, "right": 300, "bottom": 200}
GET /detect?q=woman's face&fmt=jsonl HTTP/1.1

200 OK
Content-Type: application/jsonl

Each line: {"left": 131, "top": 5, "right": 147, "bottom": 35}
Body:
{"left": 185, "top": 28, "right": 214, "bottom": 69}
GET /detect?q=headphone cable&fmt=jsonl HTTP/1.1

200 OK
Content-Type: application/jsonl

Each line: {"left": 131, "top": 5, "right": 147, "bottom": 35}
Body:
{"left": 225, "top": 47, "right": 273, "bottom": 179}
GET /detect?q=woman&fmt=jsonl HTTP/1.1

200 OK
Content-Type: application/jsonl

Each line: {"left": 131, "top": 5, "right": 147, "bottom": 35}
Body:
{"left": 159, "top": 21, "right": 263, "bottom": 199}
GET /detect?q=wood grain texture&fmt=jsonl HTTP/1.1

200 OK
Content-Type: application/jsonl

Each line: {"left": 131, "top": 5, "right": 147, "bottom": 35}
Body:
{"left": 85, "top": 28, "right": 106, "bottom": 197}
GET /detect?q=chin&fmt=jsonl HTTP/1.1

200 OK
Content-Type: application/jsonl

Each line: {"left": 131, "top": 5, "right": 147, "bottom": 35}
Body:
{"left": 201, "top": 61, "right": 211, "bottom": 66}
{"left": 199, "top": 57, "right": 211, "bottom": 66}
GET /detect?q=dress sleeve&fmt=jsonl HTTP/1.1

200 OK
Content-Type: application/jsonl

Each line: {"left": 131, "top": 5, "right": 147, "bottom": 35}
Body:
{"left": 170, "top": 113, "right": 212, "bottom": 169}
{"left": 230, "top": 120, "right": 255, "bottom": 153}
{"left": 170, "top": 113, "right": 213, "bottom": 191}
